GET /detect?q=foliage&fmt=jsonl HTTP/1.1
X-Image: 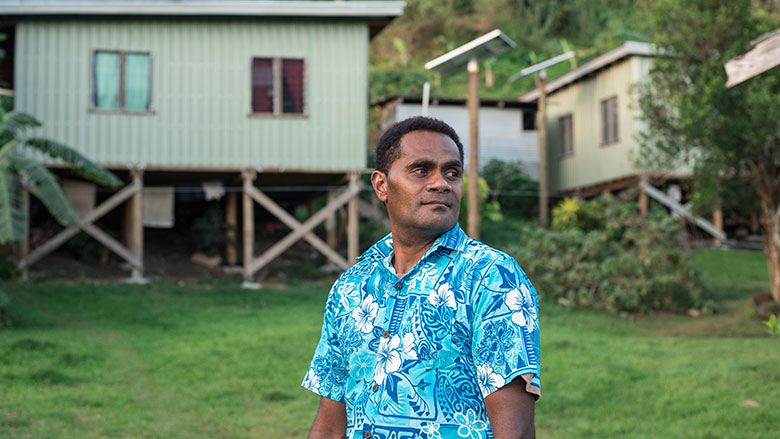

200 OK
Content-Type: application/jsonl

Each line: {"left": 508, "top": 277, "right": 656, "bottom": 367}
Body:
{"left": 507, "top": 196, "right": 709, "bottom": 313}
{"left": 637, "top": 0, "right": 780, "bottom": 301}
{"left": 551, "top": 197, "right": 604, "bottom": 231}
{"left": 460, "top": 176, "right": 502, "bottom": 229}
{"left": 766, "top": 314, "right": 780, "bottom": 337}
{"left": 0, "top": 110, "right": 121, "bottom": 244}
{"left": 369, "top": 0, "right": 651, "bottom": 101}
{"left": 481, "top": 159, "right": 538, "bottom": 220}
{"left": 191, "top": 203, "right": 227, "bottom": 257}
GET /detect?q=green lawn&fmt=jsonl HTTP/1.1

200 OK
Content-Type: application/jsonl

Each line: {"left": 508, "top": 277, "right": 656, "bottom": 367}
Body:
{"left": 1, "top": 248, "right": 778, "bottom": 438}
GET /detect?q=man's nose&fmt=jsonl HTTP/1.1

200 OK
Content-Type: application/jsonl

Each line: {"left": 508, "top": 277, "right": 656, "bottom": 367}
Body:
{"left": 427, "top": 170, "right": 451, "bottom": 193}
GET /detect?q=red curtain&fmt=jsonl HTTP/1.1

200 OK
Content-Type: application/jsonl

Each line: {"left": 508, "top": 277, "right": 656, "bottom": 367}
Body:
{"left": 282, "top": 59, "right": 304, "bottom": 114}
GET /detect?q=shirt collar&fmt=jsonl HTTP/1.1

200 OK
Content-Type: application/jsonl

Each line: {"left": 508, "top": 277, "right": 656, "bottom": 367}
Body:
{"left": 357, "top": 223, "right": 467, "bottom": 261}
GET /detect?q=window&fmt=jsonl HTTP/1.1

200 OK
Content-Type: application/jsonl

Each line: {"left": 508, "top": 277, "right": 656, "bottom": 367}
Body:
{"left": 251, "top": 57, "right": 305, "bottom": 115}
{"left": 93, "top": 50, "right": 151, "bottom": 111}
{"left": 523, "top": 110, "right": 536, "bottom": 131}
{"left": 600, "top": 95, "right": 618, "bottom": 144}
{"left": 559, "top": 114, "right": 573, "bottom": 156}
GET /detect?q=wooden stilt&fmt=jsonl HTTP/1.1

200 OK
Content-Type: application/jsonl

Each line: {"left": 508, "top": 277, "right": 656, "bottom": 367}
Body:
{"left": 242, "top": 170, "right": 256, "bottom": 285}
{"left": 713, "top": 204, "right": 724, "bottom": 246}
{"left": 128, "top": 169, "right": 145, "bottom": 283}
{"left": 225, "top": 191, "right": 238, "bottom": 266}
{"left": 347, "top": 173, "right": 360, "bottom": 264}
{"left": 325, "top": 190, "right": 337, "bottom": 250}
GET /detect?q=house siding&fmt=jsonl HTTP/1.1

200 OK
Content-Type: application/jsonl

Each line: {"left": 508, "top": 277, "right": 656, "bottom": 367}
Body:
{"left": 393, "top": 103, "right": 539, "bottom": 178}
{"left": 15, "top": 17, "right": 368, "bottom": 170}
{"left": 544, "top": 56, "right": 653, "bottom": 193}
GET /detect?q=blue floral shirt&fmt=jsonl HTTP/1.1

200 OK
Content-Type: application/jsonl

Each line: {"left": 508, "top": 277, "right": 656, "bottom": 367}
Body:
{"left": 302, "top": 224, "right": 540, "bottom": 439}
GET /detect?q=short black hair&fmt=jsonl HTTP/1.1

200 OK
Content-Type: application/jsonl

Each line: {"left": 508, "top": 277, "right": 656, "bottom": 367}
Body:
{"left": 374, "top": 116, "right": 464, "bottom": 174}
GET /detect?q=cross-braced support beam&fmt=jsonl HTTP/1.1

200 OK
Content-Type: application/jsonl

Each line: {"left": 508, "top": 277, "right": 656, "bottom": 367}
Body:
{"left": 17, "top": 169, "right": 146, "bottom": 282}
{"left": 241, "top": 170, "right": 361, "bottom": 285}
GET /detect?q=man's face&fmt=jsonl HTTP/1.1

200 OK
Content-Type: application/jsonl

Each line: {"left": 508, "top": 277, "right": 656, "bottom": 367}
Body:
{"left": 371, "top": 130, "right": 463, "bottom": 237}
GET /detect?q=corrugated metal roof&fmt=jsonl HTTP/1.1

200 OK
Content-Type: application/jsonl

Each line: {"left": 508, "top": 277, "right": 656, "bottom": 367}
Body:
{"left": 0, "top": 0, "right": 405, "bottom": 18}
{"left": 518, "top": 41, "right": 656, "bottom": 103}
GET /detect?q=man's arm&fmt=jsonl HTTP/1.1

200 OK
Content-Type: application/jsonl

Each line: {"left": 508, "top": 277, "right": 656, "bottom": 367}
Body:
{"left": 308, "top": 396, "right": 347, "bottom": 439}
{"left": 484, "top": 377, "right": 536, "bottom": 439}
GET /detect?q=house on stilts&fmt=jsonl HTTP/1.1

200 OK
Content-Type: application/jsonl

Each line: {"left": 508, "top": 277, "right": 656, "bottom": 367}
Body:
{"left": 0, "top": 0, "right": 404, "bottom": 284}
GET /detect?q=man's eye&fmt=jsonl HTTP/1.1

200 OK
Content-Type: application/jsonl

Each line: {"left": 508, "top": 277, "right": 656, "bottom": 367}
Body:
{"left": 446, "top": 170, "right": 461, "bottom": 177}
{"left": 413, "top": 168, "right": 427, "bottom": 174}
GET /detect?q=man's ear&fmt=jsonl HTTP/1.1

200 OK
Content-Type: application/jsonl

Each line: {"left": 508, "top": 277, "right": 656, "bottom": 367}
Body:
{"left": 370, "top": 170, "right": 388, "bottom": 203}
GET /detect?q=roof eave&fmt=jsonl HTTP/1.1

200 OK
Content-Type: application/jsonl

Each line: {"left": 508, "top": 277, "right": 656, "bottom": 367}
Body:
{"left": 518, "top": 41, "right": 656, "bottom": 103}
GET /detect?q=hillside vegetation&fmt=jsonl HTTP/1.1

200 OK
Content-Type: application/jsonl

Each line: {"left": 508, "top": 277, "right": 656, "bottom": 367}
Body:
{"left": 369, "top": 0, "right": 651, "bottom": 102}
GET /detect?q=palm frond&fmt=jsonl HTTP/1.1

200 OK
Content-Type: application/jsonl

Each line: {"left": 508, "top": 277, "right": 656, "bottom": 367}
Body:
{"left": 0, "top": 165, "right": 27, "bottom": 244}
{"left": 8, "top": 154, "right": 78, "bottom": 228}
{"left": 25, "top": 138, "right": 122, "bottom": 188}
{"left": 2, "top": 111, "right": 42, "bottom": 138}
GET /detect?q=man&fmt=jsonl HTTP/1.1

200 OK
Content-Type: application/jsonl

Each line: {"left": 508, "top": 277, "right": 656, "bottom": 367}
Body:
{"left": 303, "top": 116, "right": 540, "bottom": 439}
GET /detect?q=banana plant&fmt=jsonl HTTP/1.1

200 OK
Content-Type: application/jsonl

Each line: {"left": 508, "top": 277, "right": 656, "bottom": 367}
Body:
{"left": 0, "top": 110, "right": 121, "bottom": 244}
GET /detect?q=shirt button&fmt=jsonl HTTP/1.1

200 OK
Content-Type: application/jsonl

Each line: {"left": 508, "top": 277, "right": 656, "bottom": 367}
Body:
{"left": 364, "top": 432, "right": 372, "bottom": 439}
{"left": 382, "top": 330, "right": 390, "bottom": 338}
{"left": 372, "top": 383, "right": 379, "bottom": 392}
{"left": 395, "top": 282, "right": 403, "bottom": 290}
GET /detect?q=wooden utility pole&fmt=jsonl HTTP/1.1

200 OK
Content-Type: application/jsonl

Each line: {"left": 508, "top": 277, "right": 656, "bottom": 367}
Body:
{"left": 467, "top": 58, "right": 480, "bottom": 239}
{"left": 19, "top": 188, "right": 29, "bottom": 281}
{"left": 536, "top": 73, "right": 548, "bottom": 227}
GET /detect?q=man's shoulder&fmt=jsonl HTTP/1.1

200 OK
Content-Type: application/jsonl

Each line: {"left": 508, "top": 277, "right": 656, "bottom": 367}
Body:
{"left": 457, "top": 236, "right": 517, "bottom": 267}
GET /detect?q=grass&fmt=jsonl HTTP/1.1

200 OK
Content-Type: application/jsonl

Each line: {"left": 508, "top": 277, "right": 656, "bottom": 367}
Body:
{"left": 1, "top": 248, "right": 778, "bottom": 438}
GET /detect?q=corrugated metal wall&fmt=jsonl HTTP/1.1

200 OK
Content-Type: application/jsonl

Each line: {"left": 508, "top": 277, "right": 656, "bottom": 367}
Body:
{"left": 15, "top": 17, "right": 368, "bottom": 170}
{"left": 544, "top": 56, "right": 650, "bottom": 192}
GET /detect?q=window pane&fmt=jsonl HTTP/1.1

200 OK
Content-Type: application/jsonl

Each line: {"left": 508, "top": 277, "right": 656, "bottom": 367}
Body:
{"left": 281, "top": 59, "right": 304, "bottom": 114}
{"left": 125, "top": 53, "right": 150, "bottom": 111}
{"left": 610, "top": 97, "right": 618, "bottom": 141}
{"left": 94, "top": 51, "right": 120, "bottom": 109}
{"left": 252, "top": 58, "right": 273, "bottom": 113}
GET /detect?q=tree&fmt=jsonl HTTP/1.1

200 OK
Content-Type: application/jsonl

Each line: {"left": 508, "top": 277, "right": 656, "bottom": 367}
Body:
{"left": 0, "top": 110, "right": 121, "bottom": 324}
{"left": 637, "top": 0, "right": 780, "bottom": 301}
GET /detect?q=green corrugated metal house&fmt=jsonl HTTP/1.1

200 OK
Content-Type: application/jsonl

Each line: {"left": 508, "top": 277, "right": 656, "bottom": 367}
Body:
{"left": 0, "top": 0, "right": 404, "bottom": 283}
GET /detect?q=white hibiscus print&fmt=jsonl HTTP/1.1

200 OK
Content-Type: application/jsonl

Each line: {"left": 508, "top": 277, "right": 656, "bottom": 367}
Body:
{"left": 303, "top": 368, "right": 320, "bottom": 392}
{"left": 428, "top": 282, "right": 457, "bottom": 310}
{"left": 476, "top": 364, "right": 504, "bottom": 395}
{"left": 504, "top": 283, "right": 538, "bottom": 331}
{"left": 421, "top": 421, "right": 442, "bottom": 439}
{"left": 351, "top": 294, "right": 378, "bottom": 333}
{"left": 455, "top": 409, "right": 487, "bottom": 439}
{"left": 401, "top": 332, "right": 417, "bottom": 360}
{"left": 374, "top": 334, "right": 402, "bottom": 384}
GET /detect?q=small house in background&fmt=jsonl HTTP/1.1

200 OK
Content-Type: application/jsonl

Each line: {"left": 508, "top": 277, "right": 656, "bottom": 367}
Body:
{"left": 520, "top": 41, "right": 733, "bottom": 244}
{"left": 519, "top": 41, "right": 656, "bottom": 197}
{"left": 374, "top": 96, "right": 539, "bottom": 178}
{"left": 0, "top": 0, "right": 404, "bottom": 284}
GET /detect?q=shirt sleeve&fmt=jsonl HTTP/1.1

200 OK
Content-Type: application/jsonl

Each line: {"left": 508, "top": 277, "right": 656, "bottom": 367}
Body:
{"left": 301, "top": 281, "right": 349, "bottom": 402}
{"left": 470, "top": 254, "right": 541, "bottom": 399}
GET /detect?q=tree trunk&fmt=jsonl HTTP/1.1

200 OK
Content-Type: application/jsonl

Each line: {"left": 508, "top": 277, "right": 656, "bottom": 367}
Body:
{"left": 762, "top": 205, "right": 780, "bottom": 302}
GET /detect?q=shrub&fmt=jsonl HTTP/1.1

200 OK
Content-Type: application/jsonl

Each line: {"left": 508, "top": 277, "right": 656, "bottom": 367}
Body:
{"left": 481, "top": 159, "right": 538, "bottom": 220}
{"left": 460, "top": 176, "right": 502, "bottom": 227}
{"left": 551, "top": 197, "right": 605, "bottom": 231}
{"left": 506, "top": 196, "right": 710, "bottom": 314}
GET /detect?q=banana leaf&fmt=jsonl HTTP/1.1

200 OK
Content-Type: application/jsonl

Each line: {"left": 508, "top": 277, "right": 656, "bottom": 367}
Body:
{"left": 25, "top": 138, "right": 121, "bottom": 188}
{"left": 8, "top": 154, "right": 78, "bottom": 228}
{"left": 0, "top": 165, "right": 26, "bottom": 243}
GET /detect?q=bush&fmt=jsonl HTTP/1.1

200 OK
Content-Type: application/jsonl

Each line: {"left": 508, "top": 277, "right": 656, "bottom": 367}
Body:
{"left": 551, "top": 197, "right": 605, "bottom": 231}
{"left": 460, "top": 176, "right": 502, "bottom": 228}
{"left": 506, "top": 196, "right": 710, "bottom": 314}
{"left": 481, "top": 159, "right": 538, "bottom": 220}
